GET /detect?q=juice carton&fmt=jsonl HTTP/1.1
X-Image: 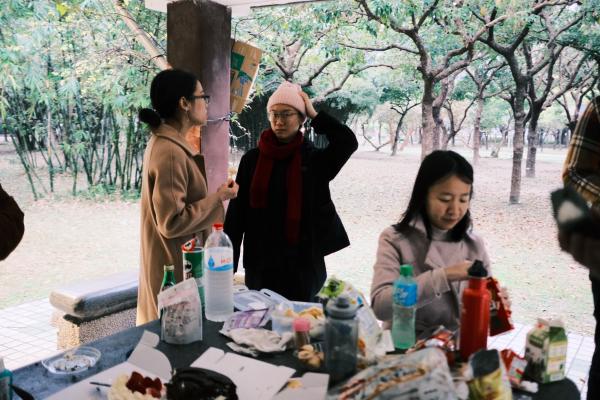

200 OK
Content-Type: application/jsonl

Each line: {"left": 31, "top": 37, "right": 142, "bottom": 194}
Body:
{"left": 524, "top": 318, "right": 567, "bottom": 383}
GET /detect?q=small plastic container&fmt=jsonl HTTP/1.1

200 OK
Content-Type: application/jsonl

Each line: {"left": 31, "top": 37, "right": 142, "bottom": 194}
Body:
{"left": 270, "top": 301, "right": 324, "bottom": 336}
{"left": 293, "top": 317, "right": 311, "bottom": 350}
{"left": 42, "top": 346, "right": 101, "bottom": 375}
{"left": 271, "top": 303, "right": 295, "bottom": 335}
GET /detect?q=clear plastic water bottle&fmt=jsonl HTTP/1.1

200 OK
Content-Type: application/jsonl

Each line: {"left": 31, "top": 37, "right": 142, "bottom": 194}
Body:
{"left": 392, "top": 264, "right": 417, "bottom": 350}
{"left": 204, "top": 223, "right": 234, "bottom": 322}
{"left": 325, "top": 295, "right": 358, "bottom": 384}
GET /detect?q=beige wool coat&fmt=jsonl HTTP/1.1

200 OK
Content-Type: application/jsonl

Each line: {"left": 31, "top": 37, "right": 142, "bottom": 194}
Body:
{"left": 371, "top": 218, "right": 490, "bottom": 337}
{"left": 137, "top": 123, "right": 224, "bottom": 325}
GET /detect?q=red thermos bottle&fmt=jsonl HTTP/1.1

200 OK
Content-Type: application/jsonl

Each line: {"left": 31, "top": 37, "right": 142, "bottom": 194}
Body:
{"left": 459, "top": 260, "right": 490, "bottom": 361}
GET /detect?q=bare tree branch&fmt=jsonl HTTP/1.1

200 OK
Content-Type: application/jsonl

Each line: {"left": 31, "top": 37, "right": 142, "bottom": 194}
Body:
{"left": 417, "top": 0, "right": 441, "bottom": 29}
{"left": 299, "top": 57, "right": 340, "bottom": 87}
{"left": 315, "top": 63, "right": 396, "bottom": 101}
{"left": 341, "top": 42, "right": 419, "bottom": 55}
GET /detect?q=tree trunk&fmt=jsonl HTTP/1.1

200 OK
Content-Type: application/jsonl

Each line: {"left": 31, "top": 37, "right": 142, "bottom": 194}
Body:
{"left": 472, "top": 97, "right": 483, "bottom": 165}
{"left": 525, "top": 106, "right": 541, "bottom": 178}
{"left": 432, "top": 104, "right": 443, "bottom": 151}
{"left": 510, "top": 95, "right": 526, "bottom": 204}
{"left": 440, "top": 124, "right": 449, "bottom": 150}
{"left": 421, "top": 82, "right": 435, "bottom": 159}
{"left": 561, "top": 127, "right": 570, "bottom": 147}
{"left": 391, "top": 119, "right": 402, "bottom": 156}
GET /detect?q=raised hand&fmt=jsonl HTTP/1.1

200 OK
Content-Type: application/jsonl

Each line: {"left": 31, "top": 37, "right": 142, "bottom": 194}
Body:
{"left": 298, "top": 91, "right": 318, "bottom": 119}
{"left": 217, "top": 179, "right": 238, "bottom": 201}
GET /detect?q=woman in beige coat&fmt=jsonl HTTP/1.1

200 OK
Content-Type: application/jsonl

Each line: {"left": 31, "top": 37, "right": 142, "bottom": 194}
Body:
{"left": 371, "top": 150, "right": 491, "bottom": 338}
{"left": 137, "top": 69, "right": 238, "bottom": 325}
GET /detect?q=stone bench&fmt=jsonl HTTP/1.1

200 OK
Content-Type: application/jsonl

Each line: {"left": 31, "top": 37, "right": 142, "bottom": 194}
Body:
{"left": 50, "top": 270, "right": 138, "bottom": 349}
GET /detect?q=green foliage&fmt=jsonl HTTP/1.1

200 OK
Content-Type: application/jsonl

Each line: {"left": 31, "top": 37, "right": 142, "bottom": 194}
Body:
{"left": 1, "top": 0, "right": 598, "bottom": 198}
{"left": 0, "top": 0, "right": 164, "bottom": 197}
{"left": 480, "top": 98, "right": 512, "bottom": 132}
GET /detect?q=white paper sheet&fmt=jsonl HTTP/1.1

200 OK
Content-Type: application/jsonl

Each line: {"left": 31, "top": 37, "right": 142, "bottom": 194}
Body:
{"left": 272, "top": 372, "right": 329, "bottom": 400}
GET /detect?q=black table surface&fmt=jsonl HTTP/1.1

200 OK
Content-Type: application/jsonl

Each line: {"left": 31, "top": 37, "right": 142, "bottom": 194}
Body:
{"left": 12, "top": 319, "right": 580, "bottom": 399}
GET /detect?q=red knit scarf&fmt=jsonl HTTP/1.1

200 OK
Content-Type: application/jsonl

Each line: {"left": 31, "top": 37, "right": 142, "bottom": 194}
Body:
{"left": 250, "top": 128, "right": 303, "bottom": 244}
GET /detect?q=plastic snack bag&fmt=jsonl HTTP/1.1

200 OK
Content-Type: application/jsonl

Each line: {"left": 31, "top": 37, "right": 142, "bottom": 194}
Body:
{"left": 157, "top": 278, "right": 203, "bottom": 345}
{"left": 466, "top": 349, "right": 512, "bottom": 400}
{"left": 317, "top": 276, "right": 367, "bottom": 308}
{"left": 328, "top": 348, "right": 457, "bottom": 399}
{"left": 223, "top": 308, "right": 270, "bottom": 331}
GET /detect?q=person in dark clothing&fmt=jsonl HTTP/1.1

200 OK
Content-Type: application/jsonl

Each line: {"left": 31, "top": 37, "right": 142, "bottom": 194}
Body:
{"left": 224, "top": 82, "right": 358, "bottom": 301}
{"left": 0, "top": 183, "right": 24, "bottom": 260}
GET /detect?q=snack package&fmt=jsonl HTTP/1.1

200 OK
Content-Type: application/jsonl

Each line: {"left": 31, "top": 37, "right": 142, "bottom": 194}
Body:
{"left": 467, "top": 349, "right": 512, "bottom": 400}
{"left": 500, "top": 349, "right": 527, "bottom": 386}
{"left": 327, "top": 348, "right": 457, "bottom": 399}
{"left": 524, "top": 318, "right": 567, "bottom": 383}
{"left": 317, "top": 276, "right": 367, "bottom": 308}
{"left": 407, "top": 326, "right": 457, "bottom": 366}
{"left": 157, "top": 278, "right": 202, "bottom": 345}
{"left": 356, "top": 306, "right": 384, "bottom": 365}
{"left": 487, "top": 278, "right": 514, "bottom": 336}
{"left": 223, "top": 308, "right": 270, "bottom": 331}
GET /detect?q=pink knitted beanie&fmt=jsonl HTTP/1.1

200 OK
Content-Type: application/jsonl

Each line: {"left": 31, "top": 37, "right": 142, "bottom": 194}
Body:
{"left": 266, "top": 82, "right": 306, "bottom": 116}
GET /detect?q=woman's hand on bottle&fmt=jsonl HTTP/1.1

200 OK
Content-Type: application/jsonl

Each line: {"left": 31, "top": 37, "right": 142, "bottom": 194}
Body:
{"left": 445, "top": 260, "right": 473, "bottom": 282}
{"left": 217, "top": 179, "right": 238, "bottom": 201}
{"left": 298, "top": 91, "right": 318, "bottom": 119}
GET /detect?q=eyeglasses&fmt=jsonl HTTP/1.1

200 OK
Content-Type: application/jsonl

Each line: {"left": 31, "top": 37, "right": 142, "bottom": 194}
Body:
{"left": 189, "top": 94, "right": 210, "bottom": 104}
{"left": 268, "top": 111, "right": 299, "bottom": 122}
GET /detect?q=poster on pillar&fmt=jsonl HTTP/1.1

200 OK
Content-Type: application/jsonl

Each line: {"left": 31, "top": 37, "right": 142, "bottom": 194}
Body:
{"left": 230, "top": 40, "right": 262, "bottom": 114}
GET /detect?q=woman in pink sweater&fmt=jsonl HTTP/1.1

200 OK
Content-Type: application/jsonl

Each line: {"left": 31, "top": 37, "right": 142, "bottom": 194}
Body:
{"left": 370, "top": 150, "right": 491, "bottom": 337}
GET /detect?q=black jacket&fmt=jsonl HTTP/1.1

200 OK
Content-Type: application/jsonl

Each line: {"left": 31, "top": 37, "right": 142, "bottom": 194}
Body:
{"left": 224, "top": 111, "right": 358, "bottom": 301}
{"left": 0, "top": 184, "right": 24, "bottom": 260}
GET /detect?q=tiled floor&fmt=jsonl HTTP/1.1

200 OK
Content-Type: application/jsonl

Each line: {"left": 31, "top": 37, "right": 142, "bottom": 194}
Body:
{"left": 0, "top": 299, "right": 595, "bottom": 397}
{"left": 488, "top": 322, "right": 593, "bottom": 398}
{"left": 0, "top": 299, "right": 60, "bottom": 370}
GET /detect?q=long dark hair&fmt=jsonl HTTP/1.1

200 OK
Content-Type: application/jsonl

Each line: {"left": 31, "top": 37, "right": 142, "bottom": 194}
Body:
{"left": 394, "top": 150, "right": 474, "bottom": 241}
{"left": 139, "top": 69, "right": 199, "bottom": 128}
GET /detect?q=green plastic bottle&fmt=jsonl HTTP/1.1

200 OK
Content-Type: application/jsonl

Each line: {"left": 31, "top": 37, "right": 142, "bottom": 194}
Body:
{"left": 0, "top": 357, "right": 13, "bottom": 400}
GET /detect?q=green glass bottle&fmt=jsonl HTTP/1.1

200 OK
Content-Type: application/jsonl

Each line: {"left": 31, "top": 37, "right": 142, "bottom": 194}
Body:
{"left": 160, "top": 264, "right": 176, "bottom": 292}
{"left": 159, "top": 265, "right": 176, "bottom": 338}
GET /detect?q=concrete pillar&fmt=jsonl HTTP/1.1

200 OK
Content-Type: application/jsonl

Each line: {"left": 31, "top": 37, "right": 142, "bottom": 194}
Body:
{"left": 167, "top": 0, "right": 231, "bottom": 194}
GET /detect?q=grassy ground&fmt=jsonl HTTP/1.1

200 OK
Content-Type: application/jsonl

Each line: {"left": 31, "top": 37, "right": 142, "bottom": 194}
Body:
{"left": 0, "top": 139, "right": 594, "bottom": 335}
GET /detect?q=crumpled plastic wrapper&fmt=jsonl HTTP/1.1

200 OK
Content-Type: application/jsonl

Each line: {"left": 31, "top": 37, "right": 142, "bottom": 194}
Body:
{"left": 220, "top": 328, "right": 293, "bottom": 356}
{"left": 327, "top": 347, "right": 457, "bottom": 399}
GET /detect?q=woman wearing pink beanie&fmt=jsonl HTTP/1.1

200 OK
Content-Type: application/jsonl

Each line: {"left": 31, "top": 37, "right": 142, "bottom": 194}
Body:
{"left": 224, "top": 81, "right": 358, "bottom": 301}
